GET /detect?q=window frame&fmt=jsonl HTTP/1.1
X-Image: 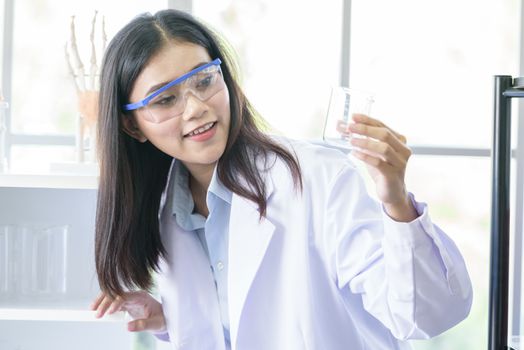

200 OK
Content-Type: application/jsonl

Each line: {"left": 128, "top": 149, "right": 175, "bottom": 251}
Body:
{"left": 1, "top": 0, "right": 508, "bottom": 163}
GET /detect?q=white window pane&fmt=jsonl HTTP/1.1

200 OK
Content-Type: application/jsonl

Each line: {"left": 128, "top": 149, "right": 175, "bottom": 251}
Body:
{"left": 10, "top": 1, "right": 167, "bottom": 135}
{"left": 10, "top": 145, "right": 76, "bottom": 174}
{"left": 194, "top": 0, "right": 343, "bottom": 140}
{"left": 350, "top": 0, "right": 519, "bottom": 148}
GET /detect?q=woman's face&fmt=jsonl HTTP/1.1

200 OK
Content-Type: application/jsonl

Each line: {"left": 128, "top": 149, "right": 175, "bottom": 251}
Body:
{"left": 126, "top": 41, "right": 231, "bottom": 171}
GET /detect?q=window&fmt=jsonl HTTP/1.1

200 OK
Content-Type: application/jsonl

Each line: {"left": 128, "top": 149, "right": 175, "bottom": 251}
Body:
{"left": 193, "top": 0, "right": 344, "bottom": 140}
{"left": 3, "top": 0, "right": 167, "bottom": 174}
{"left": 349, "top": 1, "right": 519, "bottom": 349}
{"left": 350, "top": 0, "right": 520, "bottom": 148}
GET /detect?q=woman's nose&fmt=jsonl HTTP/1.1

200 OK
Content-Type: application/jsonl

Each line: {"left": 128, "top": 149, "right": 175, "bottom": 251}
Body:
{"left": 181, "top": 93, "right": 208, "bottom": 121}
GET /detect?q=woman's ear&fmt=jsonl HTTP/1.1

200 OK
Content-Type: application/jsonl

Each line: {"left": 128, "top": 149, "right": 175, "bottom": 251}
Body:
{"left": 121, "top": 115, "right": 148, "bottom": 143}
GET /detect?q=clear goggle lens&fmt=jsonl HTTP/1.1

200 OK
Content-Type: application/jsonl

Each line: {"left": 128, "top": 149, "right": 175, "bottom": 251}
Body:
{"left": 140, "top": 65, "right": 225, "bottom": 124}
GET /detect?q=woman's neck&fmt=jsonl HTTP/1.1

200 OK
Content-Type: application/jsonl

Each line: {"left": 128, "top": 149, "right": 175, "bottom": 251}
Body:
{"left": 185, "top": 162, "right": 216, "bottom": 217}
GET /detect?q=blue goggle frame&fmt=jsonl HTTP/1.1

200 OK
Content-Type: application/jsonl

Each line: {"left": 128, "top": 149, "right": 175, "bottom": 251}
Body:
{"left": 123, "top": 58, "right": 222, "bottom": 111}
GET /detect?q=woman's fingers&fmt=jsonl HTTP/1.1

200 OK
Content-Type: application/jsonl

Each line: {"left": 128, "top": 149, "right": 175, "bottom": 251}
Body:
{"left": 352, "top": 113, "right": 399, "bottom": 134}
{"left": 348, "top": 123, "right": 410, "bottom": 157}
{"left": 351, "top": 148, "right": 390, "bottom": 170}
{"left": 336, "top": 120, "right": 351, "bottom": 136}
{"left": 108, "top": 297, "right": 125, "bottom": 314}
{"left": 95, "top": 295, "right": 116, "bottom": 318}
{"left": 334, "top": 114, "right": 412, "bottom": 170}
{"left": 349, "top": 137, "right": 406, "bottom": 168}
{"left": 127, "top": 314, "right": 166, "bottom": 333}
{"left": 351, "top": 113, "right": 408, "bottom": 145}
{"left": 92, "top": 294, "right": 124, "bottom": 318}
{"left": 90, "top": 292, "right": 106, "bottom": 311}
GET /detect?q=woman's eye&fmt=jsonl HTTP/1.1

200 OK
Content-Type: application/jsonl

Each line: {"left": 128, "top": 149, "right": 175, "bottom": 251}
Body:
{"left": 196, "top": 75, "right": 213, "bottom": 89}
{"left": 152, "top": 95, "right": 176, "bottom": 107}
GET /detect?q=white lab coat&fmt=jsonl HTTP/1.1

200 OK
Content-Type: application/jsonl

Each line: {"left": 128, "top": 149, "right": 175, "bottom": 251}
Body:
{"left": 156, "top": 139, "right": 472, "bottom": 350}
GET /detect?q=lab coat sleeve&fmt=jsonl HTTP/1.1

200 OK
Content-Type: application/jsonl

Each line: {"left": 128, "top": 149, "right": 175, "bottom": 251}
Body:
{"left": 153, "top": 331, "right": 170, "bottom": 342}
{"left": 327, "top": 163, "right": 473, "bottom": 340}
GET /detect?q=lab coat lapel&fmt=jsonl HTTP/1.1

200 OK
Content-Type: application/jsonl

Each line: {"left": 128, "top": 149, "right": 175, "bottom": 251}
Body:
{"left": 157, "top": 159, "right": 225, "bottom": 349}
{"left": 228, "top": 177, "right": 275, "bottom": 346}
{"left": 158, "top": 219, "right": 226, "bottom": 349}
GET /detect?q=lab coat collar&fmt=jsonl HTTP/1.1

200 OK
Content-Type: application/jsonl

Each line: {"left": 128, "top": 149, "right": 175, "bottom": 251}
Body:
{"left": 208, "top": 164, "right": 233, "bottom": 206}
{"left": 159, "top": 156, "right": 275, "bottom": 220}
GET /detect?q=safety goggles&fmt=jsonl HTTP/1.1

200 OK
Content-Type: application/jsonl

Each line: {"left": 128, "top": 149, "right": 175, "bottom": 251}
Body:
{"left": 123, "top": 58, "right": 225, "bottom": 123}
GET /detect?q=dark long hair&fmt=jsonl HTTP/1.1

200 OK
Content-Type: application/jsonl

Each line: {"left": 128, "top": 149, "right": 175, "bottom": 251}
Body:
{"left": 96, "top": 9, "right": 302, "bottom": 297}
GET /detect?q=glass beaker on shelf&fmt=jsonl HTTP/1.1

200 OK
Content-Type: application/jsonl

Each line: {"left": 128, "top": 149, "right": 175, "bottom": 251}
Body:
{"left": 19, "top": 224, "right": 69, "bottom": 299}
{"left": 0, "top": 225, "right": 23, "bottom": 303}
{"left": 0, "top": 225, "right": 10, "bottom": 297}
{"left": 0, "top": 224, "right": 70, "bottom": 304}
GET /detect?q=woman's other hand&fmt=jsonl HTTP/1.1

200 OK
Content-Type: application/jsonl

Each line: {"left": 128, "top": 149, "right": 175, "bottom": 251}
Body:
{"left": 90, "top": 291, "right": 167, "bottom": 333}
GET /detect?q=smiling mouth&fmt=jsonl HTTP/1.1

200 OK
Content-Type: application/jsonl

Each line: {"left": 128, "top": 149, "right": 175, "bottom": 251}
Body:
{"left": 184, "top": 122, "right": 216, "bottom": 137}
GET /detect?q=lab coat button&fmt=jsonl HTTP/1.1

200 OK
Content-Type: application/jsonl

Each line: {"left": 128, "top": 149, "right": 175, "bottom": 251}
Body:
{"left": 217, "top": 261, "right": 224, "bottom": 271}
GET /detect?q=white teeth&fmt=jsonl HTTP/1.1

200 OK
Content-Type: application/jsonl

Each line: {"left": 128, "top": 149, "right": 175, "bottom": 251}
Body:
{"left": 188, "top": 122, "right": 214, "bottom": 136}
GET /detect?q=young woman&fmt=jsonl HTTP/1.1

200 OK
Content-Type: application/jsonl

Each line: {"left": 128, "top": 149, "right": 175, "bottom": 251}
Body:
{"left": 91, "top": 9, "right": 472, "bottom": 350}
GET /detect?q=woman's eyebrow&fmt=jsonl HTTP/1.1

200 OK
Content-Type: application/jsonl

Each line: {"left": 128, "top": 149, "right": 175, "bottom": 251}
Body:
{"left": 145, "top": 61, "right": 210, "bottom": 96}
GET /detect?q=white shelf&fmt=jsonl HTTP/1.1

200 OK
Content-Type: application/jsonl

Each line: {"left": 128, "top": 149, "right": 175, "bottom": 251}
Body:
{"left": 0, "top": 173, "right": 98, "bottom": 189}
{"left": 0, "top": 308, "right": 127, "bottom": 322}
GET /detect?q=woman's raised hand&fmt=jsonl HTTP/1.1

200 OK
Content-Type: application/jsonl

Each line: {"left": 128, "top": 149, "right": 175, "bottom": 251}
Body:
{"left": 347, "top": 113, "right": 418, "bottom": 222}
